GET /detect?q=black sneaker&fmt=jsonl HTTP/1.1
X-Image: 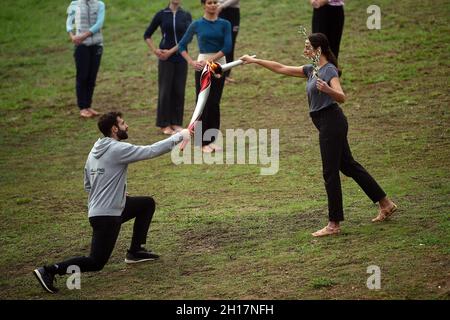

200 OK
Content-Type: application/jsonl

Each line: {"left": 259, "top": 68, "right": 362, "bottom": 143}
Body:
{"left": 33, "top": 267, "right": 58, "bottom": 293}
{"left": 125, "top": 248, "right": 160, "bottom": 264}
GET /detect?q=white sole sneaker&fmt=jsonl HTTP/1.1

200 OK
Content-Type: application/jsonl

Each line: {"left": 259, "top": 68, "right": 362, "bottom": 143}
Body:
{"left": 124, "top": 258, "right": 157, "bottom": 264}
{"left": 33, "top": 268, "right": 57, "bottom": 293}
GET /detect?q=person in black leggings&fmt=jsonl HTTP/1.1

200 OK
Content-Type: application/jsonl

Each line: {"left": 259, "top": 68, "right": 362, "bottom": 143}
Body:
{"left": 240, "top": 33, "right": 397, "bottom": 237}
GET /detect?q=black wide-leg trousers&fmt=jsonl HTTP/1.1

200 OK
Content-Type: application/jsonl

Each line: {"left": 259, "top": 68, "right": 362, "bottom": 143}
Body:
{"left": 311, "top": 104, "right": 386, "bottom": 222}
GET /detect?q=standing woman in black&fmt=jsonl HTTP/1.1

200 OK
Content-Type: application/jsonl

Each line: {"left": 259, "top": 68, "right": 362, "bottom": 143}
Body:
{"left": 218, "top": 0, "right": 240, "bottom": 83}
{"left": 240, "top": 33, "right": 397, "bottom": 237}
{"left": 144, "top": 0, "right": 192, "bottom": 135}
{"left": 310, "top": 0, "right": 345, "bottom": 61}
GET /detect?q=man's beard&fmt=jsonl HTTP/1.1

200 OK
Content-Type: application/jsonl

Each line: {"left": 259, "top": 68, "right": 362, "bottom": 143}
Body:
{"left": 117, "top": 129, "right": 128, "bottom": 140}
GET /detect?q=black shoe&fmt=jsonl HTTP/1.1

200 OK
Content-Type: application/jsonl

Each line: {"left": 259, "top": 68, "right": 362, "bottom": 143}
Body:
{"left": 33, "top": 267, "right": 58, "bottom": 293}
{"left": 125, "top": 248, "right": 160, "bottom": 264}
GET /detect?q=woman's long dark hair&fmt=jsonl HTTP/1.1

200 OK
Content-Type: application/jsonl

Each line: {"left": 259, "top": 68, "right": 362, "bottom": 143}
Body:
{"left": 308, "top": 33, "right": 341, "bottom": 76}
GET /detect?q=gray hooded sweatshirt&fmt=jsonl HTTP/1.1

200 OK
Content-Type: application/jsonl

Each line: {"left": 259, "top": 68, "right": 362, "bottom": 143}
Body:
{"left": 84, "top": 133, "right": 183, "bottom": 217}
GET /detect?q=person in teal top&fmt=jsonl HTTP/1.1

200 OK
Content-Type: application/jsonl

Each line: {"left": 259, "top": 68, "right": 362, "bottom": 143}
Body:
{"left": 66, "top": 0, "right": 105, "bottom": 118}
{"left": 178, "top": 0, "right": 232, "bottom": 153}
{"left": 177, "top": 15, "right": 232, "bottom": 55}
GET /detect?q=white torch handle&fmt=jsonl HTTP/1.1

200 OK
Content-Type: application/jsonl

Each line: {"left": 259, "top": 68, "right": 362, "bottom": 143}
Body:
{"left": 220, "top": 55, "right": 256, "bottom": 72}
{"left": 188, "top": 86, "right": 210, "bottom": 126}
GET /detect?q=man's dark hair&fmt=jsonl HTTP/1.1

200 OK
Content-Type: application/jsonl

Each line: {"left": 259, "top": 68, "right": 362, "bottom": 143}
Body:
{"left": 98, "top": 111, "right": 122, "bottom": 137}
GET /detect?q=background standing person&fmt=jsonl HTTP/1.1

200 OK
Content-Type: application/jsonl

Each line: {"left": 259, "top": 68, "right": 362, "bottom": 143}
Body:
{"left": 144, "top": 0, "right": 192, "bottom": 135}
{"left": 178, "top": 0, "right": 232, "bottom": 153}
{"left": 218, "top": 0, "right": 240, "bottom": 84}
{"left": 66, "top": 0, "right": 105, "bottom": 118}
{"left": 240, "top": 33, "right": 397, "bottom": 237}
{"left": 310, "top": 0, "right": 345, "bottom": 61}
{"left": 33, "top": 112, "right": 191, "bottom": 294}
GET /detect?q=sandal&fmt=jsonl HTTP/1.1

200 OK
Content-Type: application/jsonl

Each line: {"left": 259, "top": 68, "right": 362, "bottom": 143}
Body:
{"left": 225, "top": 77, "right": 236, "bottom": 84}
{"left": 80, "top": 109, "right": 93, "bottom": 118}
{"left": 171, "top": 125, "right": 183, "bottom": 133}
{"left": 87, "top": 108, "right": 100, "bottom": 116}
{"left": 312, "top": 226, "right": 341, "bottom": 237}
{"left": 372, "top": 203, "right": 398, "bottom": 222}
{"left": 161, "top": 127, "right": 174, "bottom": 135}
{"left": 209, "top": 143, "right": 222, "bottom": 151}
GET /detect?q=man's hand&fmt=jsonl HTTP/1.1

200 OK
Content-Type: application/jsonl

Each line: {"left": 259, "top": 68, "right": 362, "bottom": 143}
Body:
{"left": 178, "top": 127, "right": 194, "bottom": 151}
{"left": 180, "top": 128, "right": 192, "bottom": 142}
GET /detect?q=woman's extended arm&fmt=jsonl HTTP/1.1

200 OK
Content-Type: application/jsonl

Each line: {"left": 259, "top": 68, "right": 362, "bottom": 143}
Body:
{"left": 240, "top": 55, "right": 306, "bottom": 78}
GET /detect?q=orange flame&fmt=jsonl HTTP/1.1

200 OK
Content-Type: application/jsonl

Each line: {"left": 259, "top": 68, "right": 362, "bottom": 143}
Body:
{"left": 207, "top": 61, "right": 223, "bottom": 75}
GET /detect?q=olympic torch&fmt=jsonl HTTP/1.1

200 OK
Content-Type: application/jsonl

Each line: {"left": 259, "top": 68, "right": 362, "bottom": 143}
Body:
{"left": 179, "top": 55, "right": 256, "bottom": 151}
{"left": 208, "top": 54, "right": 256, "bottom": 76}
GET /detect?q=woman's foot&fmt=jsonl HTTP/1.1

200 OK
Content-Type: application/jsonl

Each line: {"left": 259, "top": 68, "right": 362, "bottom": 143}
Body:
{"left": 87, "top": 108, "right": 100, "bottom": 116}
{"left": 161, "top": 126, "right": 174, "bottom": 135}
{"left": 372, "top": 199, "right": 398, "bottom": 222}
{"left": 209, "top": 143, "right": 222, "bottom": 151}
{"left": 202, "top": 145, "right": 214, "bottom": 153}
{"left": 312, "top": 222, "right": 341, "bottom": 237}
{"left": 171, "top": 125, "right": 183, "bottom": 133}
{"left": 225, "top": 77, "right": 236, "bottom": 84}
{"left": 80, "top": 109, "right": 93, "bottom": 118}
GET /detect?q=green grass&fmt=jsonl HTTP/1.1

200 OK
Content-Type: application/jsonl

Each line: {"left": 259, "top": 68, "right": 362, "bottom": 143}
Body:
{"left": 0, "top": 0, "right": 449, "bottom": 299}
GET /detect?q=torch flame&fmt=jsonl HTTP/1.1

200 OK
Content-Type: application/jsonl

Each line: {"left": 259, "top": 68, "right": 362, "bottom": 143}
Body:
{"left": 207, "top": 61, "right": 223, "bottom": 75}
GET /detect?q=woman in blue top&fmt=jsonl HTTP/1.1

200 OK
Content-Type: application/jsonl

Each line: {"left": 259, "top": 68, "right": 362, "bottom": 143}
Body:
{"left": 144, "top": 0, "right": 192, "bottom": 135}
{"left": 178, "top": 0, "right": 232, "bottom": 153}
{"left": 241, "top": 33, "right": 397, "bottom": 237}
{"left": 66, "top": 0, "right": 105, "bottom": 118}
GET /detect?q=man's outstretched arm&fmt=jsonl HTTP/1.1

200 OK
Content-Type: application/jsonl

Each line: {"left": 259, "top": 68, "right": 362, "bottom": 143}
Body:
{"left": 116, "top": 130, "right": 191, "bottom": 164}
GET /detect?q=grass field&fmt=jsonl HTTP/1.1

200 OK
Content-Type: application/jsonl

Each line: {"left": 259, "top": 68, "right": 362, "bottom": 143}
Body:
{"left": 0, "top": 0, "right": 449, "bottom": 299}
